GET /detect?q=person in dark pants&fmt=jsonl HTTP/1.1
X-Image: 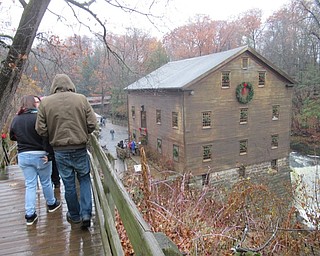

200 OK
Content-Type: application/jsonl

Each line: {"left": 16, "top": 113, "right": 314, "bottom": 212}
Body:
{"left": 36, "top": 74, "right": 97, "bottom": 229}
{"left": 51, "top": 154, "right": 60, "bottom": 189}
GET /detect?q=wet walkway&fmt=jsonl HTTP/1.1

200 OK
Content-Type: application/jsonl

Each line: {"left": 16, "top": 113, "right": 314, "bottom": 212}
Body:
{"left": 98, "top": 118, "right": 129, "bottom": 173}
{"left": 97, "top": 119, "right": 156, "bottom": 175}
{"left": 0, "top": 165, "right": 104, "bottom": 256}
{"left": 0, "top": 120, "right": 131, "bottom": 255}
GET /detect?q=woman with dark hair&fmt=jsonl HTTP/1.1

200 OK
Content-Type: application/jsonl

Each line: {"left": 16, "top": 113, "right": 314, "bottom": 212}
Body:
{"left": 10, "top": 95, "right": 61, "bottom": 226}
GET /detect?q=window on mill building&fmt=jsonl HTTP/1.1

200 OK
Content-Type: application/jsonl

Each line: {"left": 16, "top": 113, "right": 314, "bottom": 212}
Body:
{"left": 239, "top": 140, "right": 248, "bottom": 155}
{"left": 172, "top": 112, "right": 178, "bottom": 128}
{"left": 203, "top": 145, "right": 212, "bottom": 162}
{"left": 258, "top": 71, "right": 266, "bottom": 87}
{"left": 221, "top": 71, "right": 230, "bottom": 88}
{"left": 202, "top": 111, "right": 211, "bottom": 128}
{"left": 156, "top": 109, "right": 161, "bottom": 124}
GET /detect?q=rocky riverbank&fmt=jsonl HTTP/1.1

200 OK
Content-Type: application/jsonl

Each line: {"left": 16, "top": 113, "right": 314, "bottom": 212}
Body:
{"left": 290, "top": 135, "right": 320, "bottom": 156}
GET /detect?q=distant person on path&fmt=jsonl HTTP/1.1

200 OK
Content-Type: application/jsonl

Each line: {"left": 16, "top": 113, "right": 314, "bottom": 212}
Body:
{"left": 10, "top": 95, "right": 61, "bottom": 226}
{"left": 130, "top": 140, "right": 136, "bottom": 155}
{"left": 36, "top": 74, "right": 97, "bottom": 229}
{"left": 110, "top": 129, "right": 115, "bottom": 140}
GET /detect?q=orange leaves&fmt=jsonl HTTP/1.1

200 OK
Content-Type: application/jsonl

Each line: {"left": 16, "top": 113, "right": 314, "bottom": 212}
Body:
{"left": 7, "top": 54, "right": 28, "bottom": 70}
{"left": 120, "top": 159, "right": 319, "bottom": 255}
{"left": 115, "top": 210, "right": 134, "bottom": 255}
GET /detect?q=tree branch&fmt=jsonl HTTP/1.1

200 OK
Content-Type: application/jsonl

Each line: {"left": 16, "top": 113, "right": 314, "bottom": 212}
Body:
{"left": 300, "top": 0, "right": 320, "bottom": 41}
{"left": 231, "top": 218, "right": 280, "bottom": 253}
{"left": 18, "top": 0, "right": 27, "bottom": 8}
{"left": 0, "top": 0, "right": 51, "bottom": 132}
{"left": 65, "top": 0, "right": 130, "bottom": 68}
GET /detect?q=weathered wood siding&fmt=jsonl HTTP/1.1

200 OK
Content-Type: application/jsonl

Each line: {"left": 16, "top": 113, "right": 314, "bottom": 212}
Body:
{"left": 183, "top": 53, "right": 293, "bottom": 175}
{"left": 127, "top": 52, "right": 293, "bottom": 176}
{"left": 127, "top": 90, "right": 185, "bottom": 171}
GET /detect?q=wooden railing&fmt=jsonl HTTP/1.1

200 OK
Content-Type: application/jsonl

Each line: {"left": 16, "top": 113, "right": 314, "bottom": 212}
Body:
{"left": 1, "top": 137, "right": 17, "bottom": 170}
{"left": 88, "top": 134, "right": 182, "bottom": 256}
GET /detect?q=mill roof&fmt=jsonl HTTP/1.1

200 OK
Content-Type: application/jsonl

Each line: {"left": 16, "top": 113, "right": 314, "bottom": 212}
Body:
{"left": 125, "top": 45, "right": 295, "bottom": 91}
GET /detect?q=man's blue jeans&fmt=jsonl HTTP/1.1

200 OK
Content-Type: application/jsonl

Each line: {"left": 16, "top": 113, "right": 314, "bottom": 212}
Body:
{"left": 18, "top": 151, "right": 55, "bottom": 217}
{"left": 54, "top": 148, "right": 92, "bottom": 221}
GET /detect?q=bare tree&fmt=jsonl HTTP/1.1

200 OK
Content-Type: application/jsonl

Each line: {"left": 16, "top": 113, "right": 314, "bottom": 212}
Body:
{"left": 300, "top": 0, "right": 320, "bottom": 41}
{"left": 0, "top": 0, "right": 168, "bottom": 132}
{"left": 0, "top": 0, "right": 51, "bottom": 131}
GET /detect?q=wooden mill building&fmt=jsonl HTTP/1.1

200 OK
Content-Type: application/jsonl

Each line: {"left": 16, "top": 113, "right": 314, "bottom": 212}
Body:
{"left": 125, "top": 45, "right": 295, "bottom": 185}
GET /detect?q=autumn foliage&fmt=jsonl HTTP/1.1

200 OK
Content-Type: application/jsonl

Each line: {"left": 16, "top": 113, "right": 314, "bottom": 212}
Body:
{"left": 119, "top": 158, "right": 320, "bottom": 255}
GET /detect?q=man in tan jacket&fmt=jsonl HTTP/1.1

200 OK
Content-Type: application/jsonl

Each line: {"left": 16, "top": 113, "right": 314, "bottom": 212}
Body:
{"left": 36, "top": 74, "right": 97, "bottom": 228}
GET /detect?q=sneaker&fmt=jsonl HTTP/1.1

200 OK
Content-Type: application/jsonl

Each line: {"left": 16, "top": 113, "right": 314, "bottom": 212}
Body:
{"left": 26, "top": 213, "right": 38, "bottom": 226}
{"left": 66, "top": 212, "right": 81, "bottom": 224}
{"left": 47, "top": 199, "right": 62, "bottom": 213}
{"left": 81, "top": 218, "right": 91, "bottom": 228}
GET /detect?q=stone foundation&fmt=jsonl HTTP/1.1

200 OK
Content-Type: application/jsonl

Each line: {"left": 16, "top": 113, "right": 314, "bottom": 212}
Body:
{"left": 191, "top": 157, "right": 292, "bottom": 201}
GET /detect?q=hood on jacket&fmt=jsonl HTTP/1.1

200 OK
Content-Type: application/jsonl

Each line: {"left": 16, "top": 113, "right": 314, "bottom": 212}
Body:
{"left": 50, "top": 74, "right": 76, "bottom": 94}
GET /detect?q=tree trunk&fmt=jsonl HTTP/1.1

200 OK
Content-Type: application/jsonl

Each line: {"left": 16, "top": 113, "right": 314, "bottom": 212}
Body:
{"left": 0, "top": 0, "right": 51, "bottom": 132}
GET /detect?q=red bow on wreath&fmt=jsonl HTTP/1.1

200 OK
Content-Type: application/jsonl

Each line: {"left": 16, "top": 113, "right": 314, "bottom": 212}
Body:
{"left": 241, "top": 83, "right": 248, "bottom": 95}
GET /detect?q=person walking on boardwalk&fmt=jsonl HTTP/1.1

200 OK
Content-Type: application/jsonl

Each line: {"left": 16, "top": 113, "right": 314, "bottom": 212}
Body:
{"left": 36, "top": 74, "right": 97, "bottom": 229}
{"left": 10, "top": 95, "right": 61, "bottom": 226}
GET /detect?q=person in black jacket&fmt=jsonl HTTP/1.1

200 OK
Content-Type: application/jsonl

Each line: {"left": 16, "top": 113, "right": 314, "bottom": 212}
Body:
{"left": 10, "top": 95, "right": 61, "bottom": 226}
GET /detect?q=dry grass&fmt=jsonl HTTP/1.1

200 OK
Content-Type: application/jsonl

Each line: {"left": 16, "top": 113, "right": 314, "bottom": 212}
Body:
{"left": 121, "top": 156, "right": 320, "bottom": 255}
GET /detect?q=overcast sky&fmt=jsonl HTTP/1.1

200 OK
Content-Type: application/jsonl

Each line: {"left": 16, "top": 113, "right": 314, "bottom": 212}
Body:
{"left": 165, "top": 0, "right": 289, "bottom": 24}
{"left": 1, "top": 0, "right": 290, "bottom": 39}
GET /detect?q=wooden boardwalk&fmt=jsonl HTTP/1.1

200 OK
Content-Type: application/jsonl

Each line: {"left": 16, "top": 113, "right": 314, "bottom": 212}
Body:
{"left": 0, "top": 165, "right": 105, "bottom": 256}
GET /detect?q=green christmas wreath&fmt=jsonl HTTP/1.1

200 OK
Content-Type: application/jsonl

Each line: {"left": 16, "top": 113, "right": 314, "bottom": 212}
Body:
{"left": 236, "top": 82, "right": 254, "bottom": 104}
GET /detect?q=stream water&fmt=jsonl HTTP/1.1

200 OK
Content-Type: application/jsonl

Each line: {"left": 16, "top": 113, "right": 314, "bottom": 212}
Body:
{"left": 289, "top": 152, "right": 320, "bottom": 229}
